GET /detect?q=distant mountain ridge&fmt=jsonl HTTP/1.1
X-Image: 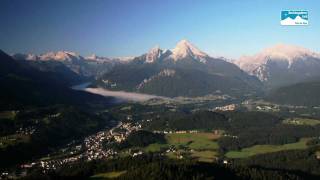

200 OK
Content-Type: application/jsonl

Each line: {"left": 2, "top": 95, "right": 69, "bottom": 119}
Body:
{"left": 234, "top": 44, "right": 320, "bottom": 88}
{"left": 0, "top": 49, "right": 112, "bottom": 110}
{"left": 10, "top": 41, "right": 320, "bottom": 97}
{"left": 12, "top": 51, "right": 134, "bottom": 62}
{"left": 12, "top": 51, "right": 132, "bottom": 78}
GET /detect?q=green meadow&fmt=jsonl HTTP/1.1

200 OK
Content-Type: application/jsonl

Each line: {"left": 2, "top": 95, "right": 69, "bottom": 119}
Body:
{"left": 0, "top": 111, "right": 17, "bottom": 120}
{"left": 283, "top": 118, "right": 320, "bottom": 126}
{"left": 90, "top": 171, "right": 127, "bottom": 179}
{"left": 144, "top": 132, "right": 220, "bottom": 162}
{"left": 225, "top": 138, "right": 310, "bottom": 159}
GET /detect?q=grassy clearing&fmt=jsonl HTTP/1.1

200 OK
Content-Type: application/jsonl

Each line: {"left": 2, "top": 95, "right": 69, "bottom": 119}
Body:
{"left": 166, "top": 132, "right": 220, "bottom": 150}
{"left": 225, "top": 138, "right": 310, "bottom": 159}
{"left": 191, "top": 150, "right": 218, "bottom": 163}
{"left": 144, "top": 132, "right": 220, "bottom": 162}
{"left": 0, "top": 111, "right": 16, "bottom": 120}
{"left": 90, "top": 171, "right": 127, "bottom": 179}
{"left": 144, "top": 143, "right": 168, "bottom": 152}
{"left": 144, "top": 132, "right": 220, "bottom": 152}
{"left": 165, "top": 149, "right": 218, "bottom": 162}
{"left": 283, "top": 118, "right": 320, "bottom": 126}
{"left": 316, "top": 151, "right": 320, "bottom": 158}
{"left": 0, "top": 134, "right": 30, "bottom": 148}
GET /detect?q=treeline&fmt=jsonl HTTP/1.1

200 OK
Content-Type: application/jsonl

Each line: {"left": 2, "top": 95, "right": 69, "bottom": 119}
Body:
{"left": 143, "top": 110, "right": 320, "bottom": 151}
{"left": 266, "top": 81, "right": 320, "bottom": 106}
{"left": 218, "top": 113, "right": 320, "bottom": 152}
{"left": 144, "top": 111, "right": 229, "bottom": 131}
{"left": 23, "top": 154, "right": 317, "bottom": 180}
{"left": 122, "top": 130, "right": 166, "bottom": 147}
{"left": 233, "top": 146, "right": 320, "bottom": 177}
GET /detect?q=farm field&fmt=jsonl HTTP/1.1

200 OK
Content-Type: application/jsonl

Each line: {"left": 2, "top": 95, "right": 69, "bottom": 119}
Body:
{"left": 283, "top": 118, "right": 320, "bottom": 126}
{"left": 190, "top": 150, "right": 218, "bottom": 162}
{"left": 225, "top": 138, "right": 311, "bottom": 159}
{"left": 0, "top": 134, "right": 30, "bottom": 149}
{"left": 0, "top": 111, "right": 17, "bottom": 120}
{"left": 144, "top": 143, "right": 168, "bottom": 152}
{"left": 144, "top": 132, "right": 220, "bottom": 162}
{"left": 166, "top": 132, "right": 220, "bottom": 150}
{"left": 90, "top": 171, "right": 127, "bottom": 179}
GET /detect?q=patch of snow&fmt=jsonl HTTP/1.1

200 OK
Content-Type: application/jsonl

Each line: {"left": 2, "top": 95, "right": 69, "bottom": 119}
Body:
{"left": 235, "top": 44, "right": 320, "bottom": 72}
{"left": 146, "top": 46, "right": 162, "bottom": 63}
{"left": 137, "top": 69, "right": 176, "bottom": 89}
{"left": 234, "top": 44, "right": 320, "bottom": 81}
{"left": 112, "top": 56, "right": 134, "bottom": 62}
{"left": 39, "top": 51, "right": 82, "bottom": 61}
{"left": 25, "top": 54, "right": 38, "bottom": 60}
{"left": 170, "top": 40, "right": 208, "bottom": 62}
{"left": 85, "top": 54, "right": 112, "bottom": 62}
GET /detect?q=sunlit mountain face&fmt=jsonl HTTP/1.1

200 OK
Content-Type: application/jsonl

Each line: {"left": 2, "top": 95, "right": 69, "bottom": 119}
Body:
{"left": 93, "top": 40, "right": 262, "bottom": 97}
{"left": 234, "top": 44, "right": 320, "bottom": 88}
{"left": 11, "top": 51, "right": 133, "bottom": 78}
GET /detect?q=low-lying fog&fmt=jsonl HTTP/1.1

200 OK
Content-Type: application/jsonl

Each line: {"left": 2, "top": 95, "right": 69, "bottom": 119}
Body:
{"left": 72, "top": 83, "right": 166, "bottom": 102}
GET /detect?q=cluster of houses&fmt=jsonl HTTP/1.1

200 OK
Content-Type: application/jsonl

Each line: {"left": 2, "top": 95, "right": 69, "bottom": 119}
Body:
{"left": 316, "top": 150, "right": 320, "bottom": 160}
{"left": 84, "top": 130, "right": 117, "bottom": 161}
{"left": 16, "top": 121, "right": 142, "bottom": 175}
{"left": 82, "top": 122, "right": 140, "bottom": 160}
{"left": 153, "top": 130, "right": 199, "bottom": 134}
{"left": 110, "top": 122, "right": 141, "bottom": 142}
{"left": 47, "top": 113, "right": 61, "bottom": 118}
{"left": 102, "top": 79, "right": 117, "bottom": 88}
{"left": 223, "top": 134, "right": 238, "bottom": 139}
{"left": 17, "top": 154, "right": 84, "bottom": 175}
{"left": 284, "top": 119, "right": 304, "bottom": 125}
{"left": 0, "top": 172, "right": 9, "bottom": 179}
{"left": 39, "top": 157, "right": 79, "bottom": 172}
{"left": 256, "top": 105, "right": 279, "bottom": 112}
{"left": 15, "top": 126, "right": 36, "bottom": 135}
{"left": 213, "top": 104, "right": 236, "bottom": 111}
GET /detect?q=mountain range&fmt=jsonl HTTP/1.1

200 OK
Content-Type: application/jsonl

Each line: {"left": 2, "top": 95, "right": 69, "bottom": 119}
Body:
{"left": 12, "top": 51, "right": 133, "bottom": 78}
{"left": 93, "top": 40, "right": 262, "bottom": 97}
{"left": 5, "top": 40, "right": 320, "bottom": 101}
{"left": 0, "top": 50, "right": 112, "bottom": 110}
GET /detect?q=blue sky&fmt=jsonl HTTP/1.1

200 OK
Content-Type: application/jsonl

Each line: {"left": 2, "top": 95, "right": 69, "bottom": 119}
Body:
{"left": 0, "top": 0, "right": 319, "bottom": 58}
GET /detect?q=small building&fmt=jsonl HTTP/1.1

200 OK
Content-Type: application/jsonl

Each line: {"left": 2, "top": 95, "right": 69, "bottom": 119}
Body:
{"left": 223, "top": 160, "right": 228, "bottom": 164}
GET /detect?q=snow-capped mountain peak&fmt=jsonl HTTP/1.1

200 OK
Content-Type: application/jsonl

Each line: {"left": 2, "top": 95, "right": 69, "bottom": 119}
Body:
{"left": 261, "top": 44, "right": 319, "bottom": 61}
{"left": 170, "top": 39, "right": 208, "bottom": 61}
{"left": 86, "top": 54, "right": 98, "bottom": 60}
{"left": 26, "top": 54, "right": 38, "bottom": 60}
{"left": 85, "top": 54, "right": 114, "bottom": 62}
{"left": 113, "top": 56, "right": 134, "bottom": 62}
{"left": 237, "top": 44, "right": 320, "bottom": 70}
{"left": 11, "top": 53, "right": 38, "bottom": 61}
{"left": 235, "top": 44, "right": 320, "bottom": 84}
{"left": 146, "top": 45, "right": 163, "bottom": 63}
{"left": 39, "top": 51, "right": 82, "bottom": 61}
